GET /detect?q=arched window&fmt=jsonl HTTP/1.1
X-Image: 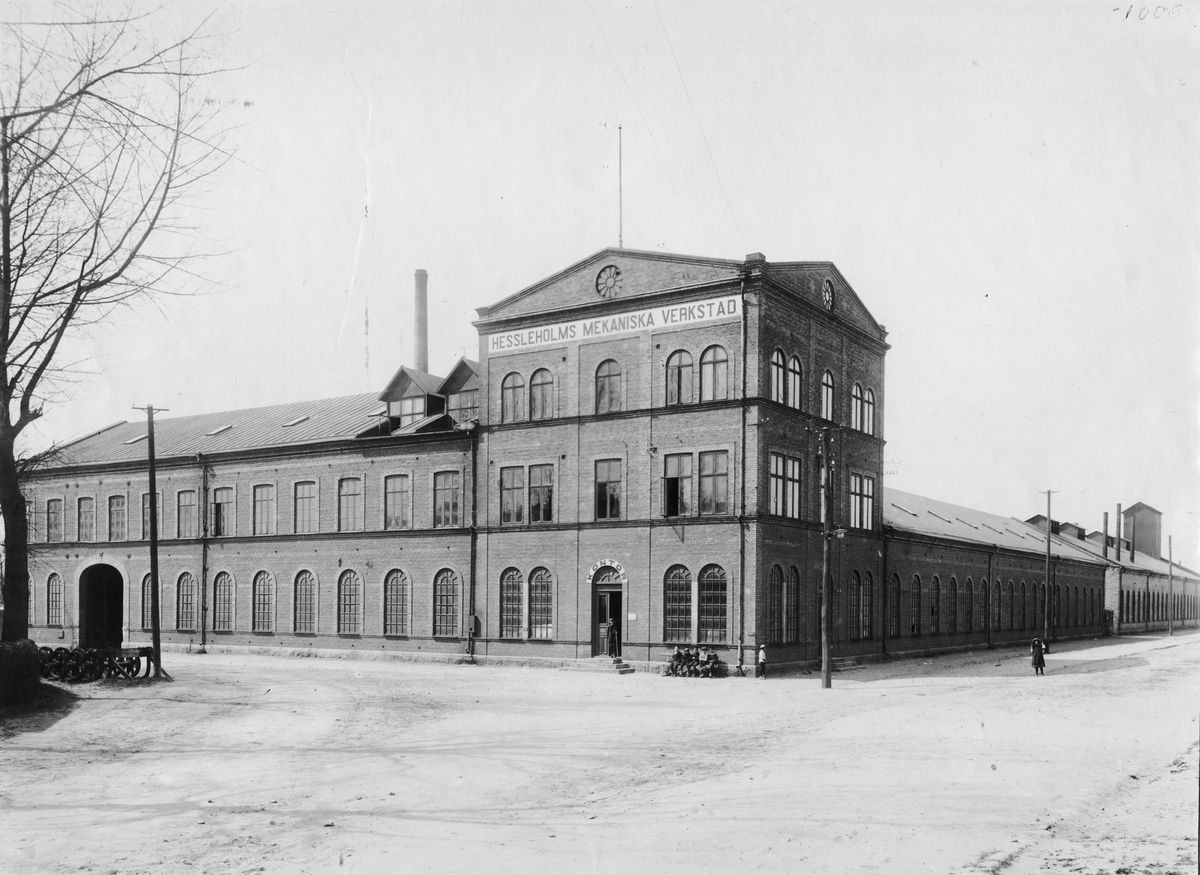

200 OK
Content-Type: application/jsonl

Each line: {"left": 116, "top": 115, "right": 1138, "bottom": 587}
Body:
{"left": 46, "top": 572, "right": 64, "bottom": 626}
{"left": 666, "top": 351, "right": 693, "bottom": 406}
{"left": 965, "top": 577, "right": 974, "bottom": 632}
{"left": 948, "top": 577, "right": 958, "bottom": 634}
{"left": 979, "top": 578, "right": 989, "bottom": 632}
{"left": 176, "top": 572, "right": 196, "bottom": 631}
{"left": 253, "top": 571, "right": 274, "bottom": 632}
{"left": 863, "top": 389, "right": 876, "bottom": 435}
{"left": 501, "top": 373, "right": 525, "bottom": 423}
{"left": 698, "top": 565, "right": 728, "bottom": 643}
{"left": 768, "top": 565, "right": 784, "bottom": 644}
{"left": 852, "top": 383, "right": 864, "bottom": 431}
{"left": 821, "top": 370, "right": 835, "bottom": 420}
{"left": 530, "top": 369, "right": 554, "bottom": 420}
{"left": 701, "top": 346, "right": 729, "bottom": 402}
{"left": 889, "top": 574, "right": 901, "bottom": 637}
{"left": 861, "top": 572, "right": 873, "bottom": 640}
{"left": 294, "top": 570, "right": 317, "bottom": 633}
{"left": 910, "top": 574, "right": 921, "bottom": 636}
{"left": 993, "top": 581, "right": 1002, "bottom": 631}
{"left": 1019, "top": 582, "right": 1027, "bottom": 630}
{"left": 141, "top": 573, "right": 154, "bottom": 631}
{"left": 433, "top": 569, "right": 459, "bottom": 637}
{"left": 848, "top": 571, "right": 861, "bottom": 640}
{"left": 500, "top": 567, "right": 523, "bottom": 638}
{"left": 213, "top": 571, "right": 234, "bottom": 632}
{"left": 1006, "top": 581, "right": 1014, "bottom": 631}
{"left": 529, "top": 567, "right": 554, "bottom": 640}
{"left": 788, "top": 356, "right": 802, "bottom": 409}
{"left": 663, "top": 565, "right": 691, "bottom": 643}
{"left": 338, "top": 570, "right": 361, "bottom": 634}
{"left": 595, "top": 360, "right": 622, "bottom": 414}
{"left": 785, "top": 566, "right": 801, "bottom": 643}
{"left": 930, "top": 575, "right": 940, "bottom": 635}
{"left": 384, "top": 569, "right": 409, "bottom": 636}
{"left": 770, "top": 350, "right": 785, "bottom": 403}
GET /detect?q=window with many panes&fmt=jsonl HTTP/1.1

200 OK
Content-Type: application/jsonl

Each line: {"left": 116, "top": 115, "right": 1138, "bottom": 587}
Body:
{"left": 859, "top": 572, "right": 873, "bottom": 639}
{"left": 212, "top": 487, "right": 233, "bottom": 536}
{"left": 28, "top": 583, "right": 34, "bottom": 626}
{"left": 384, "top": 475, "right": 410, "bottom": 529}
{"left": 383, "top": 570, "right": 409, "bottom": 636}
{"left": 46, "top": 499, "right": 63, "bottom": 542}
{"left": 434, "top": 471, "right": 460, "bottom": 527}
{"left": 594, "top": 459, "right": 621, "bottom": 520}
{"left": 433, "top": 569, "right": 459, "bottom": 636}
{"left": 108, "top": 495, "right": 126, "bottom": 541}
{"left": 849, "top": 473, "right": 875, "bottom": 530}
{"left": 448, "top": 390, "right": 479, "bottom": 424}
{"left": 771, "top": 350, "right": 785, "bottom": 403}
{"left": 177, "top": 573, "right": 196, "bottom": 630}
{"left": 910, "top": 574, "right": 921, "bottom": 636}
{"left": 666, "top": 351, "right": 692, "bottom": 406}
{"left": 530, "top": 369, "right": 553, "bottom": 420}
{"left": 398, "top": 396, "right": 424, "bottom": 427}
{"left": 177, "top": 491, "right": 196, "bottom": 539}
{"left": 142, "top": 574, "right": 155, "bottom": 631}
{"left": 500, "top": 568, "right": 523, "bottom": 638}
{"left": 294, "top": 570, "right": 317, "bottom": 633}
{"left": 253, "top": 485, "right": 275, "bottom": 535}
{"left": 699, "top": 451, "right": 728, "bottom": 515}
{"left": 78, "top": 497, "right": 95, "bottom": 542}
{"left": 338, "top": 478, "right": 363, "bottom": 532}
{"left": 595, "top": 360, "right": 622, "bottom": 413}
{"left": 889, "top": 574, "right": 901, "bottom": 637}
{"left": 140, "top": 493, "right": 160, "bottom": 541}
{"left": 213, "top": 572, "right": 234, "bottom": 631}
{"left": 701, "top": 345, "right": 728, "bottom": 402}
{"left": 785, "top": 567, "right": 801, "bottom": 643}
{"left": 863, "top": 388, "right": 875, "bottom": 435}
{"left": 852, "top": 384, "right": 864, "bottom": 431}
{"left": 529, "top": 465, "right": 553, "bottom": 523}
{"left": 848, "top": 571, "right": 861, "bottom": 641}
{"left": 501, "top": 373, "right": 524, "bottom": 422}
{"left": 500, "top": 467, "right": 524, "bottom": 524}
{"left": 788, "top": 356, "right": 802, "bottom": 409}
{"left": 930, "top": 575, "right": 940, "bottom": 635}
{"left": 294, "top": 482, "right": 317, "bottom": 534}
{"left": 785, "top": 458, "right": 800, "bottom": 519}
{"left": 529, "top": 567, "right": 553, "bottom": 639}
{"left": 338, "top": 570, "right": 361, "bottom": 634}
{"left": 821, "top": 370, "right": 835, "bottom": 420}
{"left": 253, "top": 571, "right": 273, "bottom": 632}
{"left": 768, "top": 565, "right": 784, "bottom": 643}
{"left": 663, "top": 454, "right": 692, "bottom": 517}
{"left": 948, "top": 577, "right": 958, "bottom": 634}
{"left": 770, "top": 453, "right": 785, "bottom": 516}
{"left": 47, "top": 573, "right": 63, "bottom": 626}
{"left": 663, "top": 565, "right": 691, "bottom": 643}
{"left": 698, "top": 565, "right": 727, "bottom": 643}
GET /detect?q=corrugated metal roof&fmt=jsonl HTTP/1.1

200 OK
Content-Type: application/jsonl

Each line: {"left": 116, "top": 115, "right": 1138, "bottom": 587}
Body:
{"left": 54, "top": 393, "right": 384, "bottom": 466}
{"left": 884, "top": 487, "right": 1103, "bottom": 563}
{"left": 1045, "top": 528, "right": 1199, "bottom": 580}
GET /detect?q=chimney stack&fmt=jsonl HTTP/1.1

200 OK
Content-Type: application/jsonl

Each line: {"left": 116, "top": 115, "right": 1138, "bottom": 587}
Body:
{"left": 1102, "top": 512, "right": 1109, "bottom": 560}
{"left": 1116, "top": 504, "right": 1122, "bottom": 562}
{"left": 414, "top": 269, "right": 429, "bottom": 373}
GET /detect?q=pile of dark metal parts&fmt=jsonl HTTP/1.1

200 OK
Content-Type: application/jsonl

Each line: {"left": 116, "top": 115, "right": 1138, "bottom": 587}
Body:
{"left": 38, "top": 646, "right": 154, "bottom": 682}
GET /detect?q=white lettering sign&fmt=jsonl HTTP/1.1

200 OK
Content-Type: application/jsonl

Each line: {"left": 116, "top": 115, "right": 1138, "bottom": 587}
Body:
{"left": 487, "top": 295, "right": 741, "bottom": 356}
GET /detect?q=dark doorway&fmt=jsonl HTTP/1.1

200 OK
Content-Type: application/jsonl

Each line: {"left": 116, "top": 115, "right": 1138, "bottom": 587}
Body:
{"left": 79, "top": 564, "right": 123, "bottom": 649}
{"left": 592, "top": 567, "right": 623, "bottom": 656}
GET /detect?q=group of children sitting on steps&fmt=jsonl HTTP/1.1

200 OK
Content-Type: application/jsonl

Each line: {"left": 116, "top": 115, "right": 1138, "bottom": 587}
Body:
{"left": 664, "top": 644, "right": 723, "bottom": 678}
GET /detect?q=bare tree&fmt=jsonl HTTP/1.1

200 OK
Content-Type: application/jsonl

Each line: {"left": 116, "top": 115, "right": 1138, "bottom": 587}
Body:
{"left": 0, "top": 5, "right": 230, "bottom": 641}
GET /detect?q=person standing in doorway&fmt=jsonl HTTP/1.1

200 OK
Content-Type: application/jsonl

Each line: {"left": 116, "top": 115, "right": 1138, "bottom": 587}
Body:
{"left": 757, "top": 644, "right": 767, "bottom": 679}
{"left": 1031, "top": 638, "right": 1045, "bottom": 676}
{"left": 607, "top": 620, "right": 618, "bottom": 658}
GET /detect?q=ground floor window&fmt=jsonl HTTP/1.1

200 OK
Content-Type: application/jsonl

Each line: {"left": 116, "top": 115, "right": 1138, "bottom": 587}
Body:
{"left": 767, "top": 565, "right": 784, "bottom": 644}
{"left": 785, "top": 566, "right": 801, "bottom": 643}
{"left": 213, "top": 572, "right": 234, "bottom": 632}
{"left": 177, "top": 573, "right": 196, "bottom": 631}
{"left": 663, "top": 565, "right": 691, "bottom": 643}
{"left": 889, "top": 574, "right": 901, "bottom": 637}
{"left": 698, "top": 565, "right": 727, "bottom": 644}
{"left": 500, "top": 568, "right": 523, "bottom": 638}
{"left": 434, "top": 569, "right": 459, "bottom": 637}
{"left": 253, "top": 571, "right": 274, "bottom": 632}
{"left": 142, "top": 574, "right": 154, "bottom": 631}
{"left": 384, "top": 570, "right": 408, "bottom": 636}
{"left": 338, "top": 570, "right": 362, "bottom": 634}
{"left": 294, "top": 571, "right": 317, "bottom": 633}
{"left": 529, "top": 568, "right": 553, "bottom": 639}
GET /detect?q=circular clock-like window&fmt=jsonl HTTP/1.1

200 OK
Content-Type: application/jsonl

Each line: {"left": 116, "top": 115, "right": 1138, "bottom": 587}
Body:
{"left": 596, "top": 265, "right": 622, "bottom": 298}
{"left": 822, "top": 279, "right": 834, "bottom": 310}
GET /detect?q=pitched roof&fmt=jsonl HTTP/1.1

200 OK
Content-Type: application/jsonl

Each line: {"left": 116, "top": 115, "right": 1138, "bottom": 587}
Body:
{"left": 377, "top": 366, "right": 444, "bottom": 402}
{"left": 51, "top": 393, "right": 385, "bottom": 467}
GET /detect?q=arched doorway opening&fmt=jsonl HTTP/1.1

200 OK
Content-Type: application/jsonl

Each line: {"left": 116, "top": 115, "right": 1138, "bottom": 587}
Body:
{"left": 591, "top": 565, "right": 624, "bottom": 656}
{"left": 79, "top": 564, "right": 123, "bottom": 649}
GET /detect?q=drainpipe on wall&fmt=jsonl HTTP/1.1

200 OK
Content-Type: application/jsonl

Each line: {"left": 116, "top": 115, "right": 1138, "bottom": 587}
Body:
{"left": 986, "top": 546, "right": 995, "bottom": 648}
{"left": 198, "top": 453, "right": 209, "bottom": 653}
{"left": 880, "top": 526, "right": 890, "bottom": 656}
{"left": 468, "top": 427, "right": 478, "bottom": 661}
{"left": 737, "top": 272, "right": 748, "bottom": 675}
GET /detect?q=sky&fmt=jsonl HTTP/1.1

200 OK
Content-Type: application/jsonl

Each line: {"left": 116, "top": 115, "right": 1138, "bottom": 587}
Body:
{"left": 20, "top": 0, "right": 1200, "bottom": 565}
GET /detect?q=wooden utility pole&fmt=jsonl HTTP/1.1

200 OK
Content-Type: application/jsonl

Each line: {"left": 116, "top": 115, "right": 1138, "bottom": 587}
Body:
{"left": 134, "top": 405, "right": 167, "bottom": 678}
{"left": 820, "top": 428, "right": 832, "bottom": 689}
{"left": 1168, "top": 535, "right": 1174, "bottom": 637}
{"left": 1043, "top": 490, "right": 1054, "bottom": 642}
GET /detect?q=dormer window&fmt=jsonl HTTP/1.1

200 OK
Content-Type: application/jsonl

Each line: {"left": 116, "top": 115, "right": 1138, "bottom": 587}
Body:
{"left": 390, "top": 397, "right": 424, "bottom": 427}
{"left": 448, "top": 390, "right": 479, "bottom": 424}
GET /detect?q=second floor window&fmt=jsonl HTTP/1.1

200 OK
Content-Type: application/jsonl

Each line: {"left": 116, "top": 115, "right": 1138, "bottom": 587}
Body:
{"left": 294, "top": 482, "right": 317, "bottom": 534}
{"left": 448, "top": 390, "right": 479, "bottom": 423}
{"left": 108, "top": 495, "right": 127, "bottom": 541}
{"left": 595, "top": 459, "right": 622, "bottom": 520}
{"left": 177, "top": 491, "right": 196, "bottom": 539}
{"left": 666, "top": 351, "right": 692, "bottom": 406}
{"left": 77, "top": 497, "right": 95, "bottom": 542}
{"left": 850, "top": 473, "right": 875, "bottom": 530}
{"left": 338, "top": 478, "right": 363, "bottom": 532}
{"left": 769, "top": 453, "right": 785, "bottom": 516}
{"left": 595, "top": 360, "right": 622, "bottom": 414}
{"left": 771, "top": 350, "right": 785, "bottom": 403}
{"left": 384, "top": 475, "right": 410, "bottom": 529}
{"left": 434, "top": 471, "right": 460, "bottom": 527}
{"left": 212, "top": 487, "right": 233, "bottom": 536}
{"left": 530, "top": 369, "right": 553, "bottom": 420}
{"left": 701, "top": 345, "right": 728, "bottom": 402}
{"left": 500, "top": 467, "right": 524, "bottom": 524}
{"left": 501, "top": 373, "right": 524, "bottom": 422}
{"left": 785, "top": 457, "right": 801, "bottom": 520}
{"left": 398, "top": 396, "right": 424, "bottom": 428}
{"left": 46, "top": 499, "right": 63, "bottom": 542}
{"left": 530, "top": 464, "right": 553, "bottom": 523}
{"left": 788, "top": 356, "right": 802, "bottom": 409}
{"left": 141, "top": 493, "right": 160, "bottom": 540}
{"left": 663, "top": 453, "right": 692, "bottom": 517}
{"left": 699, "top": 451, "right": 729, "bottom": 515}
{"left": 254, "top": 485, "right": 276, "bottom": 535}
{"left": 821, "top": 370, "right": 835, "bottom": 420}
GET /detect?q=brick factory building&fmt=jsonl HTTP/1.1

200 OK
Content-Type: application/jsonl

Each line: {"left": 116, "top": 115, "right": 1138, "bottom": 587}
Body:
{"left": 20, "top": 249, "right": 1196, "bottom": 670}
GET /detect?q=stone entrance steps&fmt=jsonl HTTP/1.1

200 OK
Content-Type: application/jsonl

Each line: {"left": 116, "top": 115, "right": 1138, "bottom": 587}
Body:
{"left": 560, "top": 655, "right": 636, "bottom": 675}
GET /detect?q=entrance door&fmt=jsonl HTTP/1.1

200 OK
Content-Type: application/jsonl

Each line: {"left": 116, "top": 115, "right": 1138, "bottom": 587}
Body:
{"left": 79, "top": 564, "right": 123, "bottom": 649}
{"left": 592, "top": 586, "right": 623, "bottom": 656}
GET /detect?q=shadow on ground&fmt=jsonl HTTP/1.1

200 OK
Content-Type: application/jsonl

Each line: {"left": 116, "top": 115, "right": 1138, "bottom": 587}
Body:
{"left": 0, "top": 682, "right": 79, "bottom": 740}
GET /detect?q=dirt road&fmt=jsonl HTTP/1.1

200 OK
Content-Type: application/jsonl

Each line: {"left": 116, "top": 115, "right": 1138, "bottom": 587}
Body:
{"left": 2, "top": 633, "right": 1196, "bottom": 874}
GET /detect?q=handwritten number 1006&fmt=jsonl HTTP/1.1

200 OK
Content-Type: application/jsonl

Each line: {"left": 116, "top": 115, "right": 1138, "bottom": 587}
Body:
{"left": 1124, "top": 5, "right": 1183, "bottom": 18}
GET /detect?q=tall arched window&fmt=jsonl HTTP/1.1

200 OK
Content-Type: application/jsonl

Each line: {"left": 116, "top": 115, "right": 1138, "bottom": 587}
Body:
{"left": 253, "top": 571, "right": 274, "bottom": 632}
{"left": 433, "top": 569, "right": 459, "bottom": 637}
{"left": 979, "top": 578, "right": 989, "bottom": 632}
{"left": 529, "top": 567, "right": 553, "bottom": 640}
{"left": 501, "top": 373, "right": 525, "bottom": 423}
{"left": 1019, "top": 582, "right": 1027, "bottom": 630}
{"left": 294, "top": 570, "right": 317, "bottom": 633}
{"left": 213, "top": 571, "right": 234, "bottom": 632}
{"left": 176, "top": 572, "right": 196, "bottom": 631}
{"left": 383, "top": 569, "right": 409, "bottom": 636}
{"left": 889, "top": 574, "right": 901, "bottom": 637}
{"left": 910, "top": 574, "right": 921, "bottom": 636}
{"left": 770, "top": 350, "right": 785, "bottom": 403}
{"left": 930, "top": 575, "right": 940, "bottom": 635}
{"left": 500, "top": 568, "right": 523, "bottom": 638}
{"left": 849, "top": 571, "right": 861, "bottom": 640}
{"left": 785, "top": 566, "right": 801, "bottom": 643}
{"left": 530, "top": 369, "right": 554, "bottom": 420}
{"left": 852, "top": 383, "right": 864, "bottom": 431}
{"left": 666, "top": 351, "right": 692, "bottom": 406}
{"left": 993, "top": 581, "right": 1002, "bottom": 630}
{"left": 788, "top": 356, "right": 802, "bottom": 409}
{"left": 595, "top": 360, "right": 622, "bottom": 414}
{"left": 701, "top": 346, "right": 728, "bottom": 402}
{"left": 965, "top": 577, "right": 974, "bottom": 632}
{"left": 948, "top": 577, "right": 958, "bottom": 634}
{"left": 768, "top": 565, "right": 784, "bottom": 644}
{"left": 338, "top": 570, "right": 361, "bottom": 634}
{"left": 821, "top": 370, "right": 835, "bottom": 420}
{"left": 140, "top": 574, "right": 154, "bottom": 631}
{"left": 863, "top": 389, "right": 876, "bottom": 435}
{"left": 861, "top": 572, "right": 873, "bottom": 639}
{"left": 698, "top": 565, "right": 728, "bottom": 643}
{"left": 663, "top": 565, "right": 691, "bottom": 643}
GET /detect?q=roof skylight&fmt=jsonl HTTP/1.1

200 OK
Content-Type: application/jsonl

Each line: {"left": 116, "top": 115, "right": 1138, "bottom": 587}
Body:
{"left": 123, "top": 434, "right": 148, "bottom": 445}
{"left": 205, "top": 424, "right": 233, "bottom": 436}
{"left": 927, "top": 510, "right": 953, "bottom": 524}
{"left": 282, "top": 415, "right": 309, "bottom": 427}
{"left": 890, "top": 502, "right": 918, "bottom": 517}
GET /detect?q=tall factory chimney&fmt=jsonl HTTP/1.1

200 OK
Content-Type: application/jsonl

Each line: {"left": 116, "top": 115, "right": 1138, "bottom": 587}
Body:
{"left": 414, "top": 269, "right": 429, "bottom": 373}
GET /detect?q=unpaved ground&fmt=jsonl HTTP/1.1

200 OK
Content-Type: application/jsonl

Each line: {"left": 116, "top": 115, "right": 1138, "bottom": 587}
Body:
{"left": 1, "top": 633, "right": 1196, "bottom": 875}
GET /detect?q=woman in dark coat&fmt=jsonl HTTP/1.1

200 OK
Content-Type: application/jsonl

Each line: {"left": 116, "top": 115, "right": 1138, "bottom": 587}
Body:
{"left": 1031, "top": 638, "right": 1045, "bottom": 676}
